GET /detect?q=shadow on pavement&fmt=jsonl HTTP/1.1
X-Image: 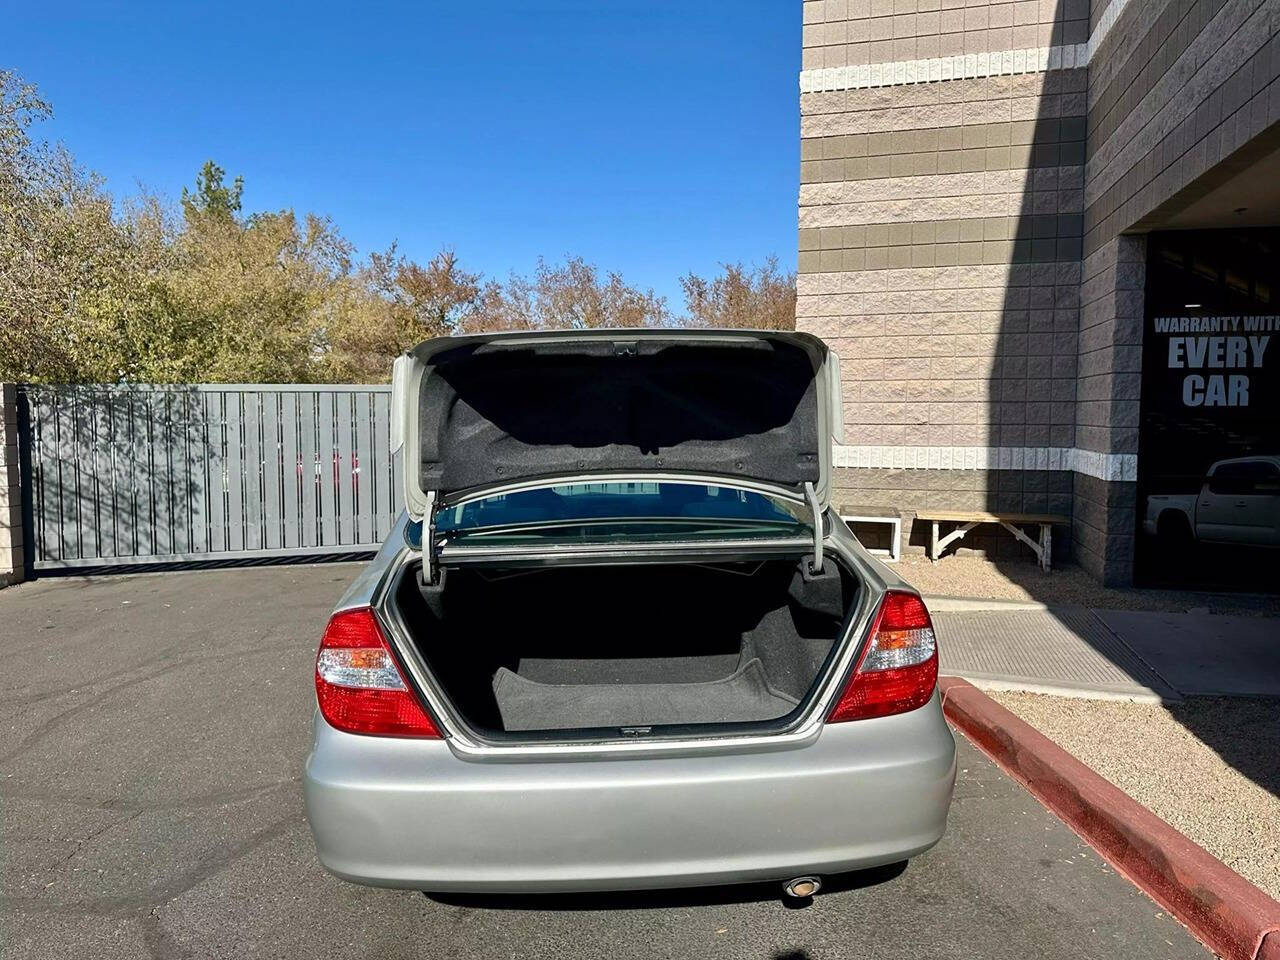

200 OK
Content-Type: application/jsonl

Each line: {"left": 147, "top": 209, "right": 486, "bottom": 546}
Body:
{"left": 423, "top": 861, "right": 907, "bottom": 912}
{"left": 933, "top": 553, "right": 1280, "bottom": 804}
{"left": 1161, "top": 697, "right": 1280, "bottom": 802}
{"left": 973, "top": 553, "right": 1276, "bottom": 613}
{"left": 25, "top": 550, "right": 374, "bottom": 578}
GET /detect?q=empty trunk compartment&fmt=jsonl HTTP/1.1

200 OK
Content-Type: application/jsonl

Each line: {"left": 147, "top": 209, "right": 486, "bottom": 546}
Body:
{"left": 389, "top": 557, "right": 860, "bottom": 738}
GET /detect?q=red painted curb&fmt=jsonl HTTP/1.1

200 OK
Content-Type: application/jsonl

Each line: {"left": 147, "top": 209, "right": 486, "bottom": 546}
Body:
{"left": 938, "top": 675, "right": 1280, "bottom": 960}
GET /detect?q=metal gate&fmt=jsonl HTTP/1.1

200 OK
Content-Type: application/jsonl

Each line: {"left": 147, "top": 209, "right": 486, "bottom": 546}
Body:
{"left": 17, "top": 384, "right": 401, "bottom": 569}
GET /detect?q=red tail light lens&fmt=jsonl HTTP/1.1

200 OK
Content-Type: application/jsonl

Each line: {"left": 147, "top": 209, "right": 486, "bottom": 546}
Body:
{"left": 315, "top": 607, "right": 440, "bottom": 738}
{"left": 827, "top": 591, "right": 938, "bottom": 722}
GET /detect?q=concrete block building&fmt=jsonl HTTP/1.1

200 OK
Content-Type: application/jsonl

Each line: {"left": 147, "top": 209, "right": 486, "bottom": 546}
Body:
{"left": 797, "top": 0, "right": 1280, "bottom": 585}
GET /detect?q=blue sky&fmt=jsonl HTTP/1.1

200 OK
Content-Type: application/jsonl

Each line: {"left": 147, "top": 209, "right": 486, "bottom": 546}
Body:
{"left": 6, "top": 1, "right": 799, "bottom": 305}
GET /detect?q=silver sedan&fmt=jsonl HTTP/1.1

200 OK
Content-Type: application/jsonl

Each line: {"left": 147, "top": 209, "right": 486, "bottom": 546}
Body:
{"left": 303, "top": 329, "right": 956, "bottom": 896}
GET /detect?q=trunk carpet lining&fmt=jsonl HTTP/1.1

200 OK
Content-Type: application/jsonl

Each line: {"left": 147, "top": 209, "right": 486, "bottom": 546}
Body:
{"left": 491, "top": 657, "right": 800, "bottom": 731}
{"left": 398, "top": 559, "right": 857, "bottom": 734}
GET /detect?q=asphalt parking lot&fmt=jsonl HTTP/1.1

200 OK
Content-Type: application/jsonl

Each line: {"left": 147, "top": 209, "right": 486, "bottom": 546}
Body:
{"left": 1, "top": 563, "right": 1208, "bottom": 959}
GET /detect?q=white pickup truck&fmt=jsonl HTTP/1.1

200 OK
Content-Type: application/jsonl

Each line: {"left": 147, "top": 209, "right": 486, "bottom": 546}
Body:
{"left": 1143, "top": 455, "right": 1280, "bottom": 547}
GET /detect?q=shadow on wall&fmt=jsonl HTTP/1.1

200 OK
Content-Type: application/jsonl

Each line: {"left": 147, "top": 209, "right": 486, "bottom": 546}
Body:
{"left": 910, "top": 7, "right": 1280, "bottom": 807}
{"left": 895, "top": 470, "right": 1075, "bottom": 561}
{"left": 976, "top": 0, "right": 1087, "bottom": 567}
{"left": 16, "top": 383, "right": 400, "bottom": 575}
{"left": 941, "top": 548, "right": 1280, "bottom": 802}
{"left": 18, "top": 385, "right": 209, "bottom": 571}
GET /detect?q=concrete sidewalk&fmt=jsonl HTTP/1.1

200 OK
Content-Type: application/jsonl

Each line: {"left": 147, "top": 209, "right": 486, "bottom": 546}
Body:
{"left": 931, "top": 600, "right": 1280, "bottom": 701}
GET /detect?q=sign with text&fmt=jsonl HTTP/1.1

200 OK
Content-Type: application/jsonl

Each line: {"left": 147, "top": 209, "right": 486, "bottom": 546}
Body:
{"left": 1150, "top": 314, "right": 1274, "bottom": 408}
{"left": 1137, "top": 230, "right": 1280, "bottom": 590}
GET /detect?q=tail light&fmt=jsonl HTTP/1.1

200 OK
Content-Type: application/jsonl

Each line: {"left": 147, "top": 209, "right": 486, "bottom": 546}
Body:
{"left": 315, "top": 607, "right": 440, "bottom": 738}
{"left": 827, "top": 590, "right": 938, "bottom": 722}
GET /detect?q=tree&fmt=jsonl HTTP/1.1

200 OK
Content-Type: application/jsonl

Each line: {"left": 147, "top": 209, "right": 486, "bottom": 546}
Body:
{"left": 680, "top": 257, "right": 796, "bottom": 330}
{"left": 321, "top": 246, "right": 489, "bottom": 381}
{"left": 181, "top": 160, "right": 243, "bottom": 222}
{"left": 324, "top": 252, "right": 671, "bottom": 375}
{"left": 530, "top": 257, "right": 670, "bottom": 329}
{"left": 148, "top": 207, "right": 348, "bottom": 383}
{"left": 458, "top": 276, "right": 537, "bottom": 334}
{"left": 390, "top": 248, "right": 482, "bottom": 337}
{"left": 0, "top": 69, "right": 795, "bottom": 385}
{"left": 457, "top": 257, "right": 670, "bottom": 332}
{"left": 0, "top": 70, "right": 158, "bottom": 383}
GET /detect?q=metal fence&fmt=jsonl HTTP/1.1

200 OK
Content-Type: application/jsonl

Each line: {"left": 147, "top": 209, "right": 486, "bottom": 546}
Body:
{"left": 17, "top": 384, "right": 401, "bottom": 569}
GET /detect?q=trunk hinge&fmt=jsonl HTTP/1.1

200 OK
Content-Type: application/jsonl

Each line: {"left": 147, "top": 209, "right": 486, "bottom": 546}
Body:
{"left": 803, "top": 481, "right": 824, "bottom": 575}
{"left": 421, "top": 490, "right": 439, "bottom": 584}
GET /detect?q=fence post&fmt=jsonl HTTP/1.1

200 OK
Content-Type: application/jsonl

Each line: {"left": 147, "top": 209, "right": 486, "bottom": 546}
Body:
{"left": 0, "top": 384, "right": 26, "bottom": 586}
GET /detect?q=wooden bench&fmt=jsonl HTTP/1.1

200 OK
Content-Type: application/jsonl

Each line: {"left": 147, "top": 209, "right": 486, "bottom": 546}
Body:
{"left": 914, "top": 510, "right": 1068, "bottom": 572}
{"left": 838, "top": 504, "right": 903, "bottom": 562}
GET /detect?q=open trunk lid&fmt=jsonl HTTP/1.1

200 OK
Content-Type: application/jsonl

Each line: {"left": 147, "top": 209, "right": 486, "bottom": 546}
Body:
{"left": 391, "top": 329, "right": 844, "bottom": 522}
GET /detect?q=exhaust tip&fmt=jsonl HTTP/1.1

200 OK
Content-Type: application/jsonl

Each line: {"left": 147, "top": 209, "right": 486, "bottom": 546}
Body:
{"left": 782, "top": 876, "right": 822, "bottom": 899}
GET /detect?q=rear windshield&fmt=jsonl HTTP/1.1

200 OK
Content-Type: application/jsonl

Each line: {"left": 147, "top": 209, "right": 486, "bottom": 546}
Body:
{"left": 434, "top": 481, "right": 810, "bottom": 545}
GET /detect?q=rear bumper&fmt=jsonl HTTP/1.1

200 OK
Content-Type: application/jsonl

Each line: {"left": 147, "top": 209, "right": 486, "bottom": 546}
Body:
{"left": 304, "top": 694, "right": 956, "bottom": 892}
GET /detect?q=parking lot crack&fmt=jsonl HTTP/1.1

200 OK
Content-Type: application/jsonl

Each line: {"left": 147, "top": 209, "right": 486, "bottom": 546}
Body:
{"left": 0, "top": 777, "right": 299, "bottom": 813}
{"left": 0, "top": 647, "right": 287, "bottom": 765}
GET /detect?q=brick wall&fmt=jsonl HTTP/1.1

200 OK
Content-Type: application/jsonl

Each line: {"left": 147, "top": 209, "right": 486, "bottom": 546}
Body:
{"left": 797, "top": 0, "right": 1280, "bottom": 582}
{"left": 801, "top": 0, "right": 1089, "bottom": 69}
{"left": 798, "top": 0, "right": 1085, "bottom": 563}
{"left": 1072, "top": 235, "right": 1144, "bottom": 580}
{"left": 1085, "top": 0, "right": 1280, "bottom": 248}
{"left": 1073, "top": 0, "right": 1278, "bottom": 582}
